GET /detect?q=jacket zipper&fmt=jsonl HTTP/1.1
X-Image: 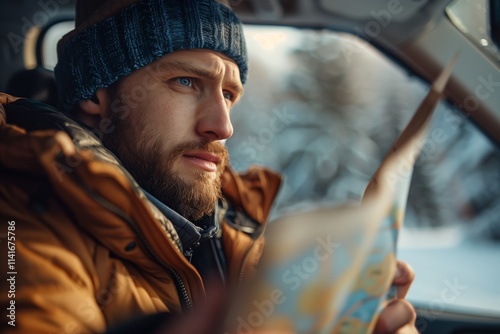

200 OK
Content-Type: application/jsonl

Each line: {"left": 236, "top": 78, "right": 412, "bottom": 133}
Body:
{"left": 79, "top": 183, "right": 193, "bottom": 311}
{"left": 236, "top": 226, "right": 267, "bottom": 287}
{"left": 237, "top": 249, "right": 251, "bottom": 286}
{"left": 210, "top": 237, "right": 227, "bottom": 285}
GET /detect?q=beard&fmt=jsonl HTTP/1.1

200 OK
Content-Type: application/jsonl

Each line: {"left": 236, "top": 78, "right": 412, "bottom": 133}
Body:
{"left": 103, "top": 110, "right": 229, "bottom": 222}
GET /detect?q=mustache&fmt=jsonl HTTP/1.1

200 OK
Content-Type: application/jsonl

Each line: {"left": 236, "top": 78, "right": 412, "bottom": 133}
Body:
{"left": 168, "top": 140, "right": 229, "bottom": 162}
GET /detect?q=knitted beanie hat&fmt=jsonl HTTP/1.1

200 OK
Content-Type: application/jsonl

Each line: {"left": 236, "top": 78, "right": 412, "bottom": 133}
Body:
{"left": 54, "top": 0, "right": 248, "bottom": 111}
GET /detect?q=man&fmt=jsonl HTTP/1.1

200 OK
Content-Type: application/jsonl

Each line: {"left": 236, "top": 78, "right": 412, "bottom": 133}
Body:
{"left": 0, "top": 0, "right": 417, "bottom": 333}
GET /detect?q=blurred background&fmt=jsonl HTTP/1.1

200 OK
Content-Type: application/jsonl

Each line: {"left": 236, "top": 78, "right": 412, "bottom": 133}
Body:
{"left": 226, "top": 25, "right": 500, "bottom": 319}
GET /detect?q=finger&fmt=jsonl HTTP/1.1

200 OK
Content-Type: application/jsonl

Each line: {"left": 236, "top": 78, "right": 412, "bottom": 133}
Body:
{"left": 393, "top": 260, "right": 415, "bottom": 299}
{"left": 374, "top": 299, "right": 416, "bottom": 334}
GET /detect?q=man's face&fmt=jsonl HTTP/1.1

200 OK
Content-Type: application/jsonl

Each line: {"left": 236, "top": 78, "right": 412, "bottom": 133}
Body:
{"left": 101, "top": 50, "right": 243, "bottom": 221}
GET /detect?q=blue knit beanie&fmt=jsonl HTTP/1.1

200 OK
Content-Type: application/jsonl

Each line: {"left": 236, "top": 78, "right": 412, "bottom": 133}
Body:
{"left": 55, "top": 0, "right": 248, "bottom": 111}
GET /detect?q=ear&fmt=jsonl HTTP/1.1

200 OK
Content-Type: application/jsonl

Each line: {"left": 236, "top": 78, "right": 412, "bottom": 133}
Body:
{"left": 78, "top": 88, "right": 109, "bottom": 117}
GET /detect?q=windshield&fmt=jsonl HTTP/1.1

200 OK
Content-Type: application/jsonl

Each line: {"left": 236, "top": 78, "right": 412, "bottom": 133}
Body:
{"left": 227, "top": 25, "right": 500, "bottom": 319}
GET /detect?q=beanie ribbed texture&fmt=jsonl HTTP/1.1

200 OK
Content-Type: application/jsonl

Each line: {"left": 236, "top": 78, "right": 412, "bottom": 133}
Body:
{"left": 55, "top": 0, "right": 248, "bottom": 111}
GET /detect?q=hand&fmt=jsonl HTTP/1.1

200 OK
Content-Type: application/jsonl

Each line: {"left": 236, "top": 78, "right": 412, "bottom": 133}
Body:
{"left": 374, "top": 260, "right": 418, "bottom": 334}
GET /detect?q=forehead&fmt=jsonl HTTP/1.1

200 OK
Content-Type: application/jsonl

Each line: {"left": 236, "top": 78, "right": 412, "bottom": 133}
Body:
{"left": 156, "top": 50, "right": 242, "bottom": 82}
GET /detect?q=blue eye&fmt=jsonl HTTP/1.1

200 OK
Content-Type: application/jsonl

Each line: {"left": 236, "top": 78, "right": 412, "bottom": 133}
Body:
{"left": 223, "top": 91, "right": 234, "bottom": 101}
{"left": 176, "top": 77, "right": 192, "bottom": 87}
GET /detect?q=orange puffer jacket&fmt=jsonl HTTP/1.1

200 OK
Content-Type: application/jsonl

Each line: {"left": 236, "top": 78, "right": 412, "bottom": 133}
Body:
{"left": 0, "top": 93, "right": 282, "bottom": 333}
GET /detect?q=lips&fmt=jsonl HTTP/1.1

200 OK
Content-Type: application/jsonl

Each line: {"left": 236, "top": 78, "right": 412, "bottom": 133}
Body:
{"left": 184, "top": 152, "right": 221, "bottom": 164}
{"left": 182, "top": 151, "right": 221, "bottom": 172}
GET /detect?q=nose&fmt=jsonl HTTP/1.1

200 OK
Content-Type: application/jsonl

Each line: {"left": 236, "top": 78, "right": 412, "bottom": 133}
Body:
{"left": 195, "top": 93, "right": 234, "bottom": 141}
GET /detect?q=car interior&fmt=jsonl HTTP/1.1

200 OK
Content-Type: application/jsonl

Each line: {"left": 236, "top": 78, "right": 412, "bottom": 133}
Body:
{"left": 1, "top": 0, "right": 499, "bottom": 333}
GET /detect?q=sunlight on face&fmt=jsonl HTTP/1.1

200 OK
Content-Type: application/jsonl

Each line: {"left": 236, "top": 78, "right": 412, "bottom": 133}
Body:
{"left": 102, "top": 49, "right": 243, "bottom": 221}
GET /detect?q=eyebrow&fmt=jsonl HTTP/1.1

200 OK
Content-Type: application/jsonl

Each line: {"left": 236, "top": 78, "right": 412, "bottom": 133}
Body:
{"left": 165, "top": 60, "right": 244, "bottom": 96}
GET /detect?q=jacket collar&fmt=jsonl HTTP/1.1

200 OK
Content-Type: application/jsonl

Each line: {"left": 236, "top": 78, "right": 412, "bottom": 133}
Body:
{"left": 143, "top": 190, "right": 224, "bottom": 253}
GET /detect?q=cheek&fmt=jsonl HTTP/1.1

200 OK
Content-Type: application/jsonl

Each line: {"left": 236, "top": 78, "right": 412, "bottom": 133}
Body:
{"left": 128, "top": 98, "right": 195, "bottom": 156}
{"left": 146, "top": 103, "right": 191, "bottom": 136}
{"left": 146, "top": 93, "right": 197, "bottom": 134}
{"left": 118, "top": 79, "right": 198, "bottom": 141}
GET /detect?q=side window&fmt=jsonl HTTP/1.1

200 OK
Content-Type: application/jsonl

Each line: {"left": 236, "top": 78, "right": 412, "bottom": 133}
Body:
{"left": 41, "top": 20, "right": 74, "bottom": 70}
{"left": 227, "top": 25, "right": 500, "bottom": 318}
{"left": 4, "top": 20, "right": 73, "bottom": 107}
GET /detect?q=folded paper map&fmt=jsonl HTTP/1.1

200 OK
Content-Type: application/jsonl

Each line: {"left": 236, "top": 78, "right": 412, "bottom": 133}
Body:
{"left": 228, "top": 55, "right": 458, "bottom": 334}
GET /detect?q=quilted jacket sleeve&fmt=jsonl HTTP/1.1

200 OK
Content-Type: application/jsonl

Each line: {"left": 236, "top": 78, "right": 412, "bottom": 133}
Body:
{"left": 0, "top": 191, "right": 107, "bottom": 334}
{"left": 0, "top": 93, "right": 106, "bottom": 333}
